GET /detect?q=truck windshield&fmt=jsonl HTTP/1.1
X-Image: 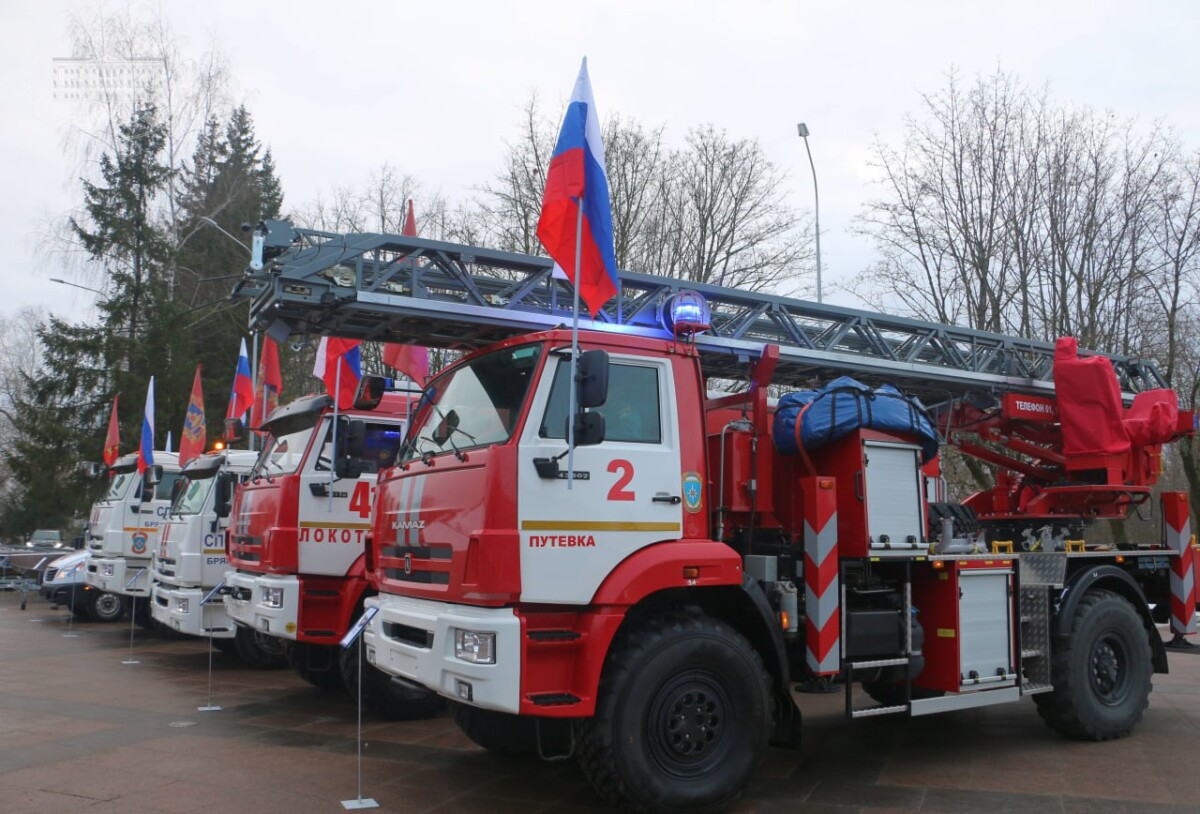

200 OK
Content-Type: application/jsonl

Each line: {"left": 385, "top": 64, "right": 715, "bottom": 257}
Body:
{"left": 400, "top": 343, "right": 543, "bottom": 463}
{"left": 251, "top": 420, "right": 319, "bottom": 479}
{"left": 103, "top": 472, "right": 137, "bottom": 501}
{"left": 171, "top": 478, "right": 214, "bottom": 516}
{"left": 155, "top": 473, "right": 183, "bottom": 502}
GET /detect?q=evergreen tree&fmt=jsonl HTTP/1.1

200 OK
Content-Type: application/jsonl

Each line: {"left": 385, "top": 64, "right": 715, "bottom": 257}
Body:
{"left": 3, "top": 104, "right": 185, "bottom": 534}
{"left": 175, "top": 105, "right": 284, "bottom": 437}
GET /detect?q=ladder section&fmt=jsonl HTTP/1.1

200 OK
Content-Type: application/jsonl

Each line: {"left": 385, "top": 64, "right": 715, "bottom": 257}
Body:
{"left": 231, "top": 221, "right": 1165, "bottom": 400}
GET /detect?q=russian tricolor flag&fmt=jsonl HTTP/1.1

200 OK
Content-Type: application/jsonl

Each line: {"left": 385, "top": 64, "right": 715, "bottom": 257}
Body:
{"left": 226, "top": 338, "right": 255, "bottom": 421}
{"left": 536, "top": 57, "right": 618, "bottom": 317}
{"left": 313, "top": 337, "right": 362, "bottom": 410}
{"left": 137, "top": 377, "right": 155, "bottom": 474}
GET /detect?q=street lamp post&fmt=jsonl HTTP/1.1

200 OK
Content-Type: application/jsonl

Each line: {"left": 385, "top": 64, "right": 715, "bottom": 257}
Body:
{"left": 796, "top": 123, "right": 822, "bottom": 303}
{"left": 49, "top": 277, "right": 105, "bottom": 296}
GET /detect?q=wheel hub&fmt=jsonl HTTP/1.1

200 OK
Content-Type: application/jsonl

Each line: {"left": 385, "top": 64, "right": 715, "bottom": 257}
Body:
{"left": 648, "top": 673, "right": 731, "bottom": 776}
{"left": 666, "top": 690, "right": 721, "bottom": 757}
{"left": 1090, "top": 635, "right": 1126, "bottom": 703}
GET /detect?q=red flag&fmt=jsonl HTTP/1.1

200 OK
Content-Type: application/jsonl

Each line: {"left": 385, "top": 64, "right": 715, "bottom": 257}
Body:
{"left": 382, "top": 202, "right": 429, "bottom": 382}
{"left": 251, "top": 337, "right": 283, "bottom": 429}
{"left": 103, "top": 394, "right": 120, "bottom": 466}
{"left": 179, "top": 365, "right": 206, "bottom": 467}
{"left": 402, "top": 199, "right": 417, "bottom": 237}
{"left": 383, "top": 343, "right": 429, "bottom": 383}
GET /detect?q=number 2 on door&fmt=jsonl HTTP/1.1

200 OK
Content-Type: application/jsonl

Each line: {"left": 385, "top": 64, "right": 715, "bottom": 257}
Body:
{"left": 607, "top": 459, "right": 635, "bottom": 501}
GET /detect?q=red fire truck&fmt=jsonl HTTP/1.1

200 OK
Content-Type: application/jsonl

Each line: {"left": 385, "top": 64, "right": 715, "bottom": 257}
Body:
{"left": 234, "top": 221, "right": 1198, "bottom": 813}
{"left": 221, "top": 392, "right": 442, "bottom": 717}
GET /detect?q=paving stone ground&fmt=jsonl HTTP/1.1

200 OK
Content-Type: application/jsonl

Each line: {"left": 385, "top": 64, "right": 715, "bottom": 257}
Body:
{"left": 1, "top": 590, "right": 1198, "bottom": 813}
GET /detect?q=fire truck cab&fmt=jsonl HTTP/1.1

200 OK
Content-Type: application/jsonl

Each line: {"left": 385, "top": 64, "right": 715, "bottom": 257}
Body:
{"left": 84, "top": 451, "right": 182, "bottom": 625}
{"left": 151, "top": 451, "right": 285, "bottom": 667}
{"left": 222, "top": 392, "right": 443, "bottom": 717}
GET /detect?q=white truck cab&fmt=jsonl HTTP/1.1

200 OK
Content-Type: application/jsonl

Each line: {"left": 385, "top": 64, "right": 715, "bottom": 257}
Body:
{"left": 150, "top": 451, "right": 285, "bottom": 666}
{"left": 84, "top": 451, "right": 181, "bottom": 623}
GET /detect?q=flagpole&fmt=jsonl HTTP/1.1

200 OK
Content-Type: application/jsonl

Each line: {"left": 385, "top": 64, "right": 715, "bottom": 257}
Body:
{"left": 566, "top": 202, "right": 583, "bottom": 491}
{"left": 330, "top": 359, "right": 340, "bottom": 512}
{"left": 250, "top": 333, "right": 259, "bottom": 452}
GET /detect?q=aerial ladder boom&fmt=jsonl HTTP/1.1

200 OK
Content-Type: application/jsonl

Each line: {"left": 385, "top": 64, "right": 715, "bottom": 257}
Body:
{"left": 232, "top": 220, "right": 1166, "bottom": 402}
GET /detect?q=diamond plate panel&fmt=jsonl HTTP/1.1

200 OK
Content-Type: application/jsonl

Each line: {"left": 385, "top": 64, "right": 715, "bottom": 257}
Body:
{"left": 1018, "top": 552, "right": 1067, "bottom": 586}
{"left": 1020, "top": 584, "right": 1052, "bottom": 692}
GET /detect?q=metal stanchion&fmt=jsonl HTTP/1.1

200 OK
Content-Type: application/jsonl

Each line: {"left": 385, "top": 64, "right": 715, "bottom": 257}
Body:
{"left": 122, "top": 568, "right": 146, "bottom": 665}
{"left": 198, "top": 580, "right": 225, "bottom": 712}
{"left": 340, "top": 606, "right": 380, "bottom": 810}
{"left": 62, "top": 569, "right": 79, "bottom": 638}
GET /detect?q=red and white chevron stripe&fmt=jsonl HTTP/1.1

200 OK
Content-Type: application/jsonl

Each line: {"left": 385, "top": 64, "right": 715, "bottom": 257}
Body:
{"left": 803, "top": 477, "right": 840, "bottom": 676}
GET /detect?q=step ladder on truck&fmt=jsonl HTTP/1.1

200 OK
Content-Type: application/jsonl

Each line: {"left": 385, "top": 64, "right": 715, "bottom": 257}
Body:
{"left": 231, "top": 220, "right": 1198, "bottom": 813}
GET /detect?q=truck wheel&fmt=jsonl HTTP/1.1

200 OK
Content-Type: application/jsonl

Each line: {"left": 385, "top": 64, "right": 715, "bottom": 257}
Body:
{"left": 287, "top": 642, "right": 344, "bottom": 690}
{"left": 1034, "top": 589, "right": 1152, "bottom": 740}
{"left": 339, "top": 647, "right": 447, "bottom": 721}
{"left": 234, "top": 626, "right": 287, "bottom": 669}
{"left": 121, "top": 596, "right": 156, "bottom": 629}
{"left": 576, "top": 608, "right": 771, "bottom": 813}
{"left": 87, "top": 592, "right": 125, "bottom": 623}
{"left": 453, "top": 704, "right": 538, "bottom": 756}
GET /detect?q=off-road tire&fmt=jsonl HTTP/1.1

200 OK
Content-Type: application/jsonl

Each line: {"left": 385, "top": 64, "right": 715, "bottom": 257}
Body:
{"left": 234, "top": 626, "right": 287, "bottom": 669}
{"left": 1034, "top": 589, "right": 1152, "bottom": 740}
{"left": 87, "top": 591, "right": 125, "bottom": 623}
{"left": 287, "top": 642, "right": 345, "bottom": 690}
{"left": 121, "top": 596, "right": 156, "bottom": 630}
{"left": 576, "top": 608, "right": 772, "bottom": 813}
{"left": 452, "top": 703, "right": 538, "bottom": 756}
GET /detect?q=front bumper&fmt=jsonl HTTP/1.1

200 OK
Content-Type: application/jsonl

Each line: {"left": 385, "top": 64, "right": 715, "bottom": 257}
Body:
{"left": 363, "top": 594, "right": 521, "bottom": 714}
{"left": 84, "top": 557, "right": 152, "bottom": 596}
{"left": 40, "top": 582, "right": 90, "bottom": 607}
{"left": 151, "top": 583, "right": 235, "bottom": 639}
{"left": 222, "top": 571, "right": 300, "bottom": 640}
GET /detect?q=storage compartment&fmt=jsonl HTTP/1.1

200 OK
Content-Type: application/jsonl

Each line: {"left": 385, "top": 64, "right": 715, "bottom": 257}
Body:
{"left": 912, "top": 559, "right": 1016, "bottom": 693}
{"left": 808, "top": 429, "right": 928, "bottom": 558}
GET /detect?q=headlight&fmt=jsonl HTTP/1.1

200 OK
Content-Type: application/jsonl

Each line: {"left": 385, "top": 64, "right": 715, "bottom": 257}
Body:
{"left": 262, "top": 587, "right": 284, "bottom": 609}
{"left": 175, "top": 597, "right": 189, "bottom": 613}
{"left": 102, "top": 563, "right": 114, "bottom": 577}
{"left": 454, "top": 629, "right": 496, "bottom": 664}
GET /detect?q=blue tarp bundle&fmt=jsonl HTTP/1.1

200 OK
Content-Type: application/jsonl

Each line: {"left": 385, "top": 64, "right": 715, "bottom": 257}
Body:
{"left": 771, "top": 376, "right": 939, "bottom": 462}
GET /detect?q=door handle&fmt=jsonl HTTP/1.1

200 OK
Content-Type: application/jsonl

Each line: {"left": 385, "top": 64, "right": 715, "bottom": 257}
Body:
{"left": 652, "top": 494, "right": 682, "bottom": 505}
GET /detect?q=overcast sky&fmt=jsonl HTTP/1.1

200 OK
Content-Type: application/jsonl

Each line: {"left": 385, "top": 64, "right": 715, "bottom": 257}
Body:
{"left": 3, "top": 0, "right": 1199, "bottom": 327}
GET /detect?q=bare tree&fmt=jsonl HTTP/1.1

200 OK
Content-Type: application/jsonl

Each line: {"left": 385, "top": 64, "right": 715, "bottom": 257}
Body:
{"left": 477, "top": 94, "right": 812, "bottom": 292}
{"left": 46, "top": 5, "right": 231, "bottom": 292}
{"left": 855, "top": 65, "right": 1200, "bottom": 505}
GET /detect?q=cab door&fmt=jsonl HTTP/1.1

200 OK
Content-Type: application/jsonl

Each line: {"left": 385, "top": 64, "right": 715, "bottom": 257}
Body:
{"left": 518, "top": 351, "right": 683, "bottom": 604}
{"left": 296, "top": 417, "right": 407, "bottom": 577}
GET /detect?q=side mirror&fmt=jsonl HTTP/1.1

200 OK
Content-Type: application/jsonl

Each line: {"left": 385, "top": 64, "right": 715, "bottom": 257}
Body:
{"left": 576, "top": 349, "right": 609, "bottom": 409}
{"left": 224, "top": 417, "right": 245, "bottom": 444}
{"left": 431, "top": 410, "right": 460, "bottom": 448}
{"left": 332, "top": 418, "right": 366, "bottom": 479}
{"left": 213, "top": 472, "right": 234, "bottom": 519}
{"left": 354, "top": 375, "right": 388, "bottom": 410}
{"left": 569, "top": 412, "right": 605, "bottom": 447}
{"left": 142, "top": 465, "right": 163, "bottom": 495}
{"left": 79, "top": 461, "right": 106, "bottom": 479}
